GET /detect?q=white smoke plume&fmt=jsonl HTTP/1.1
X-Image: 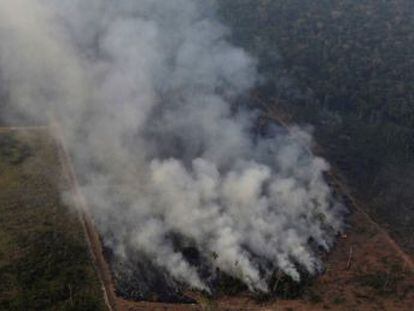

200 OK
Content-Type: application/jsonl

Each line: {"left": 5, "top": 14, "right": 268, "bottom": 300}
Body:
{"left": 0, "top": 0, "right": 345, "bottom": 293}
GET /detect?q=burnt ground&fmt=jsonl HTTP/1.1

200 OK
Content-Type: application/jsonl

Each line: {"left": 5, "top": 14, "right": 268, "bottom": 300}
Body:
{"left": 55, "top": 114, "right": 414, "bottom": 311}
{"left": 111, "top": 206, "right": 414, "bottom": 311}
{"left": 1, "top": 124, "right": 413, "bottom": 310}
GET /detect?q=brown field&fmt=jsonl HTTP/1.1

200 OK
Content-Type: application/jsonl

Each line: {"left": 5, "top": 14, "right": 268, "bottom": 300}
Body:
{"left": 1, "top": 126, "right": 413, "bottom": 310}
{"left": 109, "top": 202, "right": 414, "bottom": 311}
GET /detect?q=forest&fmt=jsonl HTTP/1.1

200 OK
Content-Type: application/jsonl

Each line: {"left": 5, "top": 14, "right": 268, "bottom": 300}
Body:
{"left": 218, "top": 0, "right": 414, "bottom": 252}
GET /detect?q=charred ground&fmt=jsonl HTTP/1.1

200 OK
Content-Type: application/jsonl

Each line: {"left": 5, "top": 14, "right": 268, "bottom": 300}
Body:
{"left": 217, "top": 0, "right": 414, "bottom": 254}
{"left": 0, "top": 124, "right": 413, "bottom": 311}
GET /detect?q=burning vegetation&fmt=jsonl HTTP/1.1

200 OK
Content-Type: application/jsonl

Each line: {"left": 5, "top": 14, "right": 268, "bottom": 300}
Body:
{"left": 0, "top": 0, "right": 347, "bottom": 299}
{"left": 1, "top": 1, "right": 413, "bottom": 310}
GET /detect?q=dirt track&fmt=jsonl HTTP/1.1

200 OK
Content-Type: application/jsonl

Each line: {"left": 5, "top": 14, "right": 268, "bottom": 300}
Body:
{"left": 0, "top": 125, "right": 49, "bottom": 132}
{"left": 48, "top": 121, "right": 117, "bottom": 311}
{"left": 4, "top": 121, "right": 412, "bottom": 310}
{"left": 49, "top": 121, "right": 201, "bottom": 311}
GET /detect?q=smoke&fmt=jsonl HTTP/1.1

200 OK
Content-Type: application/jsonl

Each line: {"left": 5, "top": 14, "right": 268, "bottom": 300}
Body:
{"left": 0, "top": 0, "right": 345, "bottom": 294}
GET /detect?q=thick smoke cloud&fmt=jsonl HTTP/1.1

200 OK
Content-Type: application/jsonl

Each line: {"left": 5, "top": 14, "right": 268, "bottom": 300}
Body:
{"left": 0, "top": 0, "right": 345, "bottom": 293}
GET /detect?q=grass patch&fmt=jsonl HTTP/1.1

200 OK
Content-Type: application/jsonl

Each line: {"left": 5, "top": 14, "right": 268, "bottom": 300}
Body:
{"left": 0, "top": 133, "right": 32, "bottom": 165}
{"left": 0, "top": 131, "right": 105, "bottom": 310}
{"left": 333, "top": 296, "right": 346, "bottom": 304}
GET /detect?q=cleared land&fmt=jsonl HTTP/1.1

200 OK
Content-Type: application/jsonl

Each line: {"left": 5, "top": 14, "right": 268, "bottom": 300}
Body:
{"left": 0, "top": 127, "right": 413, "bottom": 311}
{"left": 113, "top": 191, "right": 414, "bottom": 311}
{"left": 0, "top": 129, "right": 105, "bottom": 310}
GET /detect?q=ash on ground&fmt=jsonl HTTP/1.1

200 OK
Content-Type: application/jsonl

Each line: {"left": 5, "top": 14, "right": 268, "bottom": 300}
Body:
{"left": 103, "top": 241, "right": 318, "bottom": 303}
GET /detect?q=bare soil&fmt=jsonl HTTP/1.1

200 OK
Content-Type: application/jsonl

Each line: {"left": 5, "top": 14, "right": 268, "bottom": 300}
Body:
{"left": 3, "top": 124, "right": 412, "bottom": 311}
{"left": 109, "top": 202, "right": 414, "bottom": 311}
{"left": 53, "top": 113, "right": 413, "bottom": 311}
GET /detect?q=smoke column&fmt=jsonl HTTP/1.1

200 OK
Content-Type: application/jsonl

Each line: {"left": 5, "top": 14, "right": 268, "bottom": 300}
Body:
{"left": 0, "top": 0, "right": 345, "bottom": 294}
